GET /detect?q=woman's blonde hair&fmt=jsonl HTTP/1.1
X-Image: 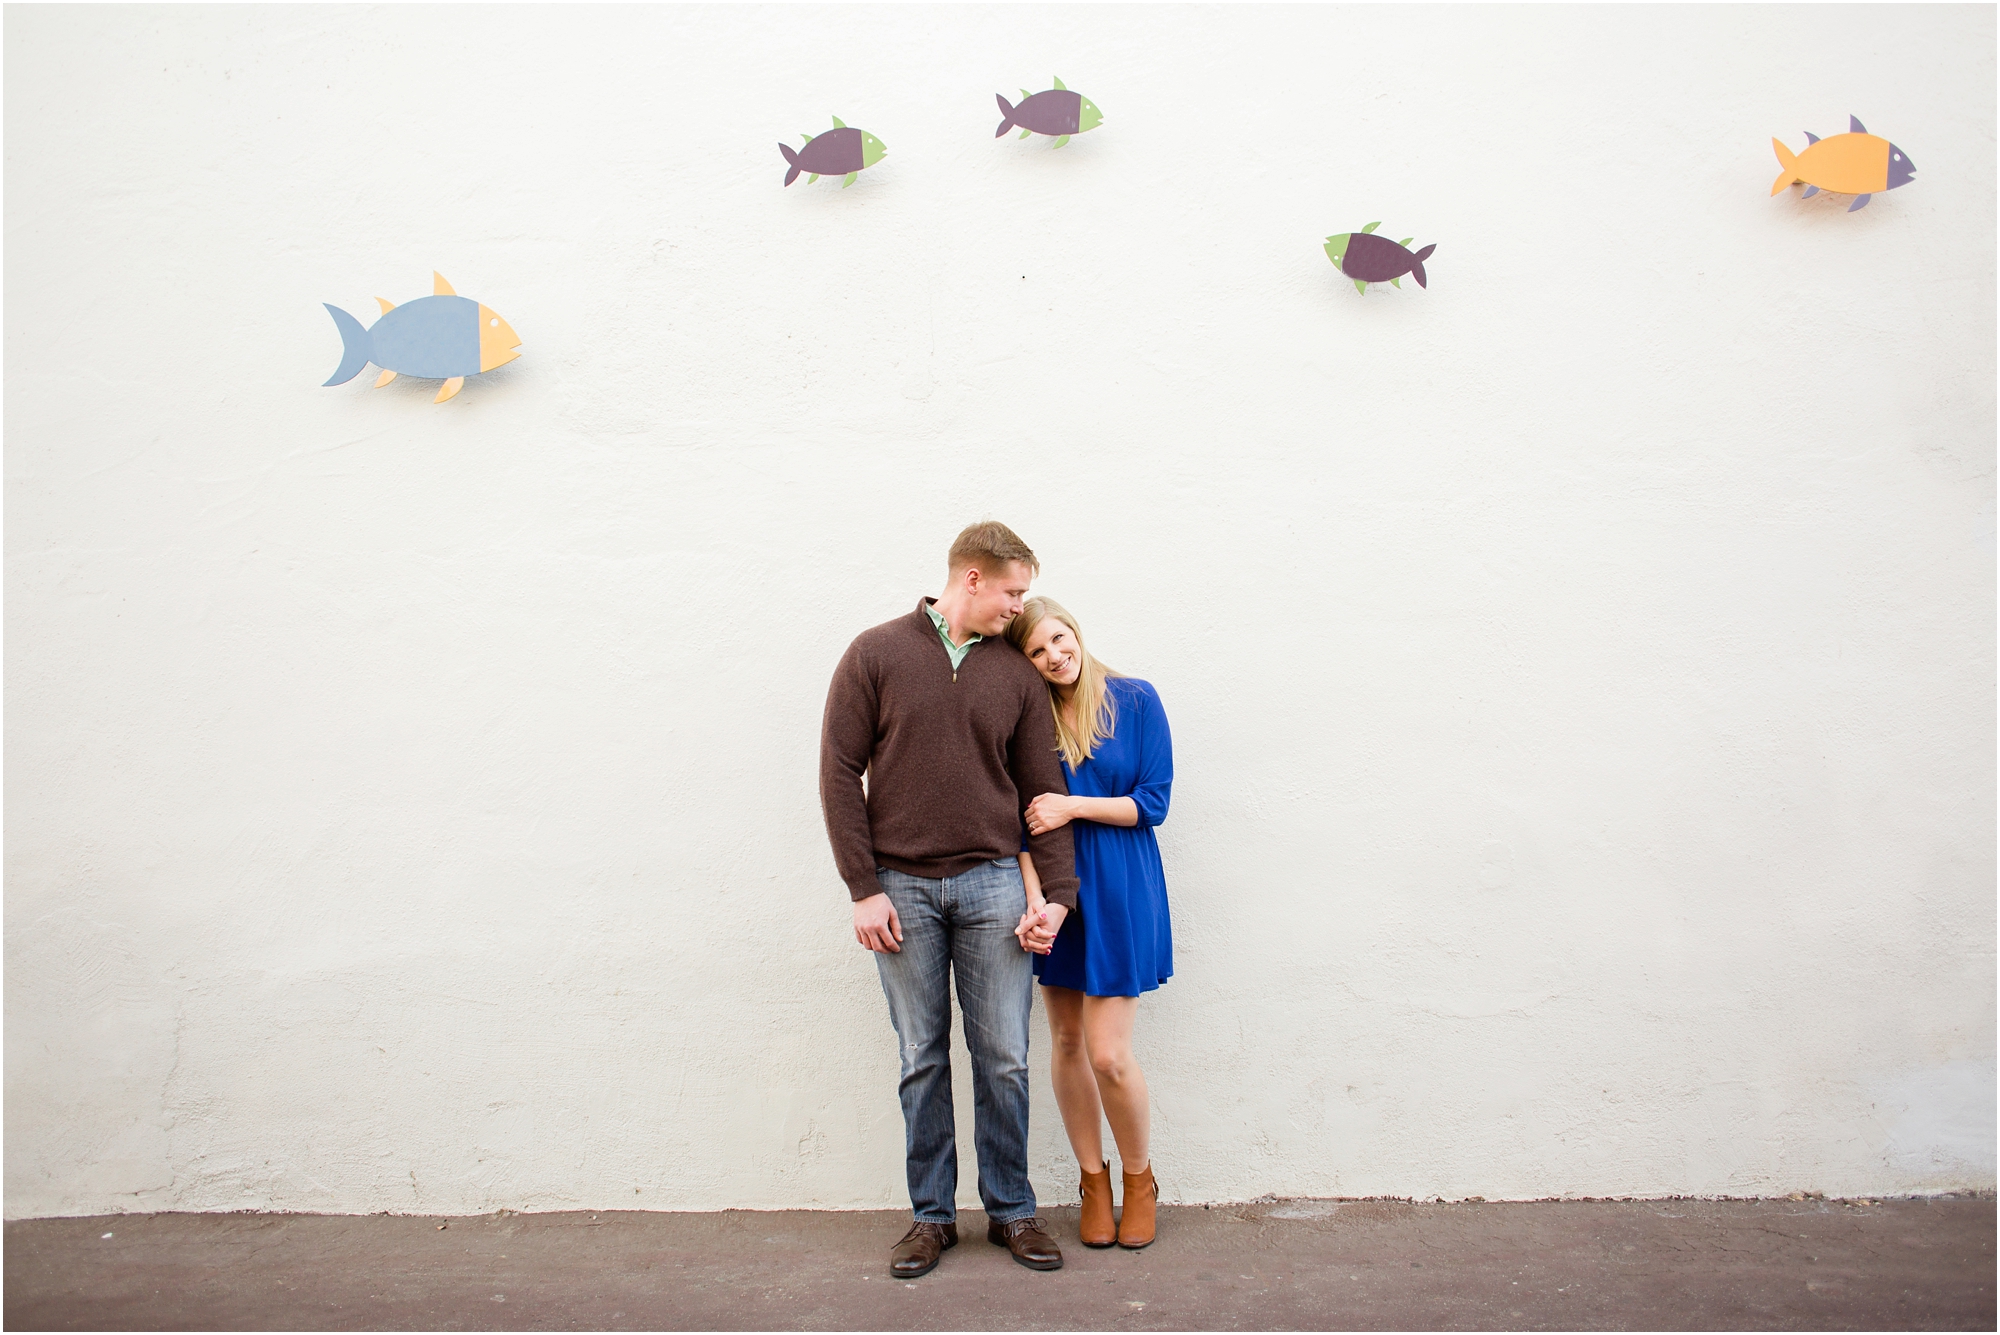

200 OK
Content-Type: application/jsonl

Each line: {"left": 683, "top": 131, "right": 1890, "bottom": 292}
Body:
{"left": 1006, "top": 596, "right": 1121, "bottom": 769}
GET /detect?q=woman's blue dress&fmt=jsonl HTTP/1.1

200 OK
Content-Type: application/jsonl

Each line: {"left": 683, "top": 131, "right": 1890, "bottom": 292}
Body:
{"left": 1035, "top": 677, "right": 1174, "bottom": 997}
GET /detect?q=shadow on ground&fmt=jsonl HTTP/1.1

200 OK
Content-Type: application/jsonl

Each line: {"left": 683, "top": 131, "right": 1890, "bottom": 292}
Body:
{"left": 6, "top": 1195, "right": 1992, "bottom": 1331}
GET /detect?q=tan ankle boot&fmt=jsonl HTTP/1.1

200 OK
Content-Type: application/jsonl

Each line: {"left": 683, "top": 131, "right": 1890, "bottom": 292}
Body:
{"left": 1118, "top": 1164, "right": 1157, "bottom": 1249}
{"left": 1078, "top": 1164, "right": 1116, "bottom": 1247}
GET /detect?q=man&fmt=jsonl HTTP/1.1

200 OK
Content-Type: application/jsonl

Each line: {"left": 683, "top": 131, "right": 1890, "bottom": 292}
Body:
{"left": 820, "top": 520, "right": 1078, "bottom": 1278}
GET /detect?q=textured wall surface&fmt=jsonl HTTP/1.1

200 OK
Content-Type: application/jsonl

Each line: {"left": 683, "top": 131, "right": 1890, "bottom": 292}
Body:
{"left": 6, "top": 4, "right": 1993, "bottom": 1219}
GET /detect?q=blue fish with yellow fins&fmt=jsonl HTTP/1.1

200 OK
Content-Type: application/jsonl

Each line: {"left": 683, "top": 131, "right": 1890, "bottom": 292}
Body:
{"left": 323, "top": 273, "right": 521, "bottom": 403}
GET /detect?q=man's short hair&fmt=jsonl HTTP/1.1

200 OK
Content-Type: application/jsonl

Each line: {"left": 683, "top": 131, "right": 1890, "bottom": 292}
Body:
{"left": 948, "top": 520, "right": 1041, "bottom": 579}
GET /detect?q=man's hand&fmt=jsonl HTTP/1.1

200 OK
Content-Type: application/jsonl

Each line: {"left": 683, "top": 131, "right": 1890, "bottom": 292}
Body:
{"left": 1018, "top": 901, "right": 1068, "bottom": 954}
{"left": 1025, "top": 793, "right": 1075, "bottom": 837}
{"left": 854, "top": 892, "right": 903, "bottom": 953}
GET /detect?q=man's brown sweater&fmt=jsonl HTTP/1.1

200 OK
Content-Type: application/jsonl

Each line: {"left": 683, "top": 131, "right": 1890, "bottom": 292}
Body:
{"left": 820, "top": 598, "right": 1079, "bottom": 908}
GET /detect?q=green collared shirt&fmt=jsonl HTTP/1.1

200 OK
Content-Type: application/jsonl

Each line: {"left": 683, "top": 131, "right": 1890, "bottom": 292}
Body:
{"left": 925, "top": 601, "right": 983, "bottom": 671}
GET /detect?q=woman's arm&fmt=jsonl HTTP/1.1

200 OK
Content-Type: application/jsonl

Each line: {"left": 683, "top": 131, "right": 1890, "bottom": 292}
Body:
{"left": 1127, "top": 684, "right": 1172, "bottom": 828}
{"left": 1025, "top": 793, "right": 1137, "bottom": 834}
{"left": 1019, "top": 850, "right": 1045, "bottom": 905}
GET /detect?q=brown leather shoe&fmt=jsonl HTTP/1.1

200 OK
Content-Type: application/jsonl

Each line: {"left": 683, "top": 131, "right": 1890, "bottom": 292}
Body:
{"left": 1078, "top": 1164, "right": 1116, "bottom": 1247}
{"left": 987, "top": 1216, "right": 1064, "bottom": 1270}
{"left": 889, "top": 1220, "right": 957, "bottom": 1278}
{"left": 1118, "top": 1164, "right": 1157, "bottom": 1249}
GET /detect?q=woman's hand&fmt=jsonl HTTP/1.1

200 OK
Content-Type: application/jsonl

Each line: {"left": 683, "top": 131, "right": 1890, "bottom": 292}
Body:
{"left": 1021, "top": 902, "right": 1068, "bottom": 953}
{"left": 1016, "top": 899, "right": 1068, "bottom": 954}
{"left": 1015, "top": 898, "right": 1049, "bottom": 952}
{"left": 1025, "top": 793, "right": 1077, "bottom": 836}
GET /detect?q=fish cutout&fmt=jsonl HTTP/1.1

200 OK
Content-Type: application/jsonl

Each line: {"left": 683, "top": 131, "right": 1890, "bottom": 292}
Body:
{"left": 1324, "top": 223, "right": 1435, "bottom": 295}
{"left": 323, "top": 272, "right": 521, "bottom": 403}
{"left": 995, "top": 76, "right": 1104, "bottom": 149}
{"left": 779, "top": 116, "right": 887, "bottom": 187}
{"left": 1771, "top": 115, "right": 1915, "bottom": 211}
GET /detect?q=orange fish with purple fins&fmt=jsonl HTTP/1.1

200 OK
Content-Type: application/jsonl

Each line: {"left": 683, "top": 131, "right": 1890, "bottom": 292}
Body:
{"left": 1771, "top": 116, "right": 1915, "bottom": 212}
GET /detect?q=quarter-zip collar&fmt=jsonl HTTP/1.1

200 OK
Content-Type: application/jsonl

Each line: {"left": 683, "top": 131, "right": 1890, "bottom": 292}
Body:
{"left": 918, "top": 597, "right": 984, "bottom": 682}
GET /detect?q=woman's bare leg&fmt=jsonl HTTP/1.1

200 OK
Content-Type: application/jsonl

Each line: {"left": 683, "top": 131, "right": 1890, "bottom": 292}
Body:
{"left": 1080, "top": 995, "right": 1149, "bottom": 1173}
{"left": 1042, "top": 985, "right": 1107, "bottom": 1172}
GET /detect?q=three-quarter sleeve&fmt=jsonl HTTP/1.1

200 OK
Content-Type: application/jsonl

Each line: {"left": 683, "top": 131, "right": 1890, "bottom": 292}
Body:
{"left": 1128, "top": 681, "right": 1173, "bottom": 829}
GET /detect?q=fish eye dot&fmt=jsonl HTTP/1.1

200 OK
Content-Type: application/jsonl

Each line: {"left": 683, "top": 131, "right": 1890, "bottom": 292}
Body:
{"left": 490, "top": 317, "right": 498, "bottom": 326}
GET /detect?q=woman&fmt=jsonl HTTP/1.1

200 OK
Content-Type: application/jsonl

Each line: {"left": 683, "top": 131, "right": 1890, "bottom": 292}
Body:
{"left": 1007, "top": 596, "right": 1174, "bottom": 1250}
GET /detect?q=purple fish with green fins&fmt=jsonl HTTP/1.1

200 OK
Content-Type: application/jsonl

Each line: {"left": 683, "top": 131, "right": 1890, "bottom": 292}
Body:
{"left": 1324, "top": 223, "right": 1436, "bottom": 294}
{"left": 779, "top": 117, "right": 887, "bottom": 187}
{"left": 995, "top": 76, "right": 1103, "bottom": 148}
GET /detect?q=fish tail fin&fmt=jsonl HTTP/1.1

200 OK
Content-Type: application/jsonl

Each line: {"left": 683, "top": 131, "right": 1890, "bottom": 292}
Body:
{"left": 322, "top": 304, "right": 371, "bottom": 386}
{"left": 1411, "top": 244, "right": 1435, "bottom": 288}
{"left": 1770, "top": 138, "right": 1799, "bottom": 195}
{"left": 995, "top": 93, "right": 1016, "bottom": 138}
{"left": 779, "top": 142, "right": 801, "bottom": 187}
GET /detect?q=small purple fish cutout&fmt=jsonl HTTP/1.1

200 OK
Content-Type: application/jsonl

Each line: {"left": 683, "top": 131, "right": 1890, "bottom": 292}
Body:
{"left": 1324, "top": 224, "right": 1435, "bottom": 294}
{"left": 994, "top": 78, "right": 1103, "bottom": 148}
{"left": 1344, "top": 234, "right": 1433, "bottom": 285}
{"left": 997, "top": 90, "right": 1079, "bottom": 136}
{"left": 779, "top": 118, "right": 887, "bottom": 187}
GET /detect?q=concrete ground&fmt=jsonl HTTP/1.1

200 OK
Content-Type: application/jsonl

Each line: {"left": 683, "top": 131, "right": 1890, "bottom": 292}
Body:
{"left": 5, "top": 1196, "right": 1991, "bottom": 1331}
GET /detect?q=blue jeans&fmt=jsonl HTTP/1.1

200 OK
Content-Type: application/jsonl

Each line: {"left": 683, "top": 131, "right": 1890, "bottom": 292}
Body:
{"left": 873, "top": 858, "right": 1037, "bottom": 1224}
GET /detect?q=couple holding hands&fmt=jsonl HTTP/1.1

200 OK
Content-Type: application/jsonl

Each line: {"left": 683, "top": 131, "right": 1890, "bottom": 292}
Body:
{"left": 819, "top": 520, "right": 1176, "bottom": 1278}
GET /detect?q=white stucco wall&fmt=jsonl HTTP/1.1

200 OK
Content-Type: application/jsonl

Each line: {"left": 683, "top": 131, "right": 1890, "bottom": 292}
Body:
{"left": 7, "top": 3, "right": 1993, "bottom": 1220}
